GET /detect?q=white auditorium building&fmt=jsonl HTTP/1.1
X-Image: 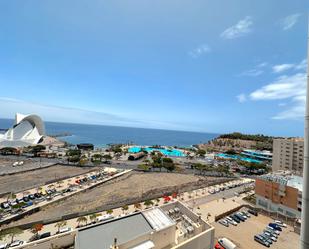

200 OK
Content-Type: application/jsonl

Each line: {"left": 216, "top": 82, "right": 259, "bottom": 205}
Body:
{"left": 0, "top": 113, "right": 45, "bottom": 148}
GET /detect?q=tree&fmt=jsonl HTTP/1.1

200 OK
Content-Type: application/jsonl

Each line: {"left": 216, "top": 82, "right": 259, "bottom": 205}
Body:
{"left": 4, "top": 227, "right": 23, "bottom": 243}
{"left": 76, "top": 216, "right": 88, "bottom": 227}
{"left": 121, "top": 205, "right": 129, "bottom": 214}
{"left": 162, "top": 158, "right": 175, "bottom": 172}
{"left": 102, "top": 154, "right": 112, "bottom": 162}
{"left": 57, "top": 180, "right": 64, "bottom": 188}
{"left": 31, "top": 224, "right": 44, "bottom": 239}
{"left": 106, "top": 209, "right": 113, "bottom": 215}
{"left": 6, "top": 192, "right": 16, "bottom": 202}
{"left": 144, "top": 200, "right": 154, "bottom": 208}
{"left": 91, "top": 154, "right": 102, "bottom": 165}
{"left": 134, "top": 203, "right": 142, "bottom": 211}
{"left": 89, "top": 213, "right": 99, "bottom": 224}
{"left": 54, "top": 221, "right": 67, "bottom": 233}
{"left": 196, "top": 149, "right": 206, "bottom": 157}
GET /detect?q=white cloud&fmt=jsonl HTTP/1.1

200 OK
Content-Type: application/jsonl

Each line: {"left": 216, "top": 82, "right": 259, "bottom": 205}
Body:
{"left": 249, "top": 73, "right": 306, "bottom": 120}
{"left": 237, "top": 94, "right": 247, "bottom": 103}
{"left": 272, "top": 59, "right": 307, "bottom": 73}
{"left": 250, "top": 73, "right": 306, "bottom": 100}
{"left": 240, "top": 69, "right": 263, "bottom": 77}
{"left": 280, "top": 13, "right": 301, "bottom": 31}
{"left": 221, "top": 16, "right": 253, "bottom": 39}
{"left": 272, "top": 64, "right": 295, "bottom": 73}
{"left": 295, "top": 59, "right": 307, "bottom": 71}
{"left": 239, "top": 62, "right": 267, "bottom": 77}
{"left": 189, "top": 44, "right": 211, "bottom": 58}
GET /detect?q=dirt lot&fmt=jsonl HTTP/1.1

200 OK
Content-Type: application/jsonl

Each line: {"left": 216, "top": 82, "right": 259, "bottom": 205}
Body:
{"left": 9, "top": 172, "right": 227, "bottom": 227}
{"left": 0, "top": 164, "right": 98, "bottom": 195}
{"left": 213, "top": 213, "right": 299, "bottom": 249}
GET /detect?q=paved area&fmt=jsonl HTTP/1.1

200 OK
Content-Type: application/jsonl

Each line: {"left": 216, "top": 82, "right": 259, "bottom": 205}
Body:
{"left": 0, "top": 158, "right": 53, "bottom": 175}
{"left": 0, "top": 164, "right": 98, "bottom": 195}
{"left": 213, "top": 213, "right": 299, "bottom": 249}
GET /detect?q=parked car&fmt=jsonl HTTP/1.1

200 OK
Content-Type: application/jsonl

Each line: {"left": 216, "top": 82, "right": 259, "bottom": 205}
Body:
{"left": 234, "top": 213, "right": 246, "bottom": 222}
{"left": 254, "top": 235, "right": 270, "bottom": 247}
{"left": 264, "top": 229, "right": 278, "bottom": 238}
{"left": 9, "top": 240, "right": 23, "bottom": 247}
{"left": 23, "top": 196, "right": 29, "bottom": 202}
{"left": 259, "top": 234, "right": 273, "bottom": 245}
{"left": 214, "top": 243, "right": 225, "bottom": 249}
{"left": 218, "top": 238, "right": 237, "bottom": 249}
{"left": 263, "top": 231, "right": 277, "bottom": 242}
{"left": 225, "top": 216, "right": 237, "bottom": 226}
{"left": 1, "top": 202, "right": 10, "bottom": 209}
{"left": 269, "top": 223, "right": 282, "bottom": 231}
{"left": 230, "top": 214, "right": 241, "bottom": 223}
{"left": 266, "top": 226, "right": 280, "bottom": 235}
{"left": 0, "top": 243, "right": 8, "bottom": 249}
{"left": 218, "top": 219, "right": 229, "bottom": 227}
{"left": 28, "top": 194, "right": 35, "bottom": 200}
{"left": 58, "top": 227, "right": 72, "bottom": 234}
{"left": 39, "top": 232, "right": 51, "bottom": 239}
{"left": 274, "top": 220, "right": 287, "bottom": 228}
{"left": 248, "top": 209, "right": 258, "bottom": 216}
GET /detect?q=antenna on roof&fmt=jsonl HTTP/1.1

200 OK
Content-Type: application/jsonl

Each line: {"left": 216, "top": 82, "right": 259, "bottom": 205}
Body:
{"left": 110, "top": 238, "right": 119, "bottom": 249}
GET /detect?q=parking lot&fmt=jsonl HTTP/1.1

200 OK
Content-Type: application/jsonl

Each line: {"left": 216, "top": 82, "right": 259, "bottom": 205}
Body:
{"left": 213, "top": 212, "right": 299, "bottom": 249}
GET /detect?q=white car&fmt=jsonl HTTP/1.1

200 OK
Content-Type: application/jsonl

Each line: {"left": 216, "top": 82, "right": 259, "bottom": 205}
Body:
{"left": 59, "top": 227, "right": 71, "bottom": 234}
{"left": 9, "top": 240, "right": 23, "bottom": 247}
{"left": 225, "top": 216, "right": 237, "bottom": 226}
{"left": 218, "top": 219, "right": 229, "bottom": 227}
{"left": 0, "top": 243, "right": 8, "bottom": 249}
{"left": 274, "top": 220, "right": 287, "bottom": 228}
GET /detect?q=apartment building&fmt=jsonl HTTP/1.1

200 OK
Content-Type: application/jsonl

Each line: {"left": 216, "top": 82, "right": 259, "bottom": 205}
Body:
{"left": 272, "top": 138, "right": 304, "bottom": 174}
{"left": 18, "top": 201, "right": 215, "bottom": 249}
{"left": 255, "top": 172, "right": 303, "bottom": 218}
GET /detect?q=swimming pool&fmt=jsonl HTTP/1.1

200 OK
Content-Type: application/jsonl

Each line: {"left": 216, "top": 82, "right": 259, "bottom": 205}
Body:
{"left": 216, "top": 153, "right": 262, "bottom": 163}
{"left": 128, "top": 146, "right": 185, "bottom": 157}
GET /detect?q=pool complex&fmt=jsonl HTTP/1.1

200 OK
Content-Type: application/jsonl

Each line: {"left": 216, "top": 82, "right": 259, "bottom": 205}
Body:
{"left": 216, "top": 153, "right": 262, "bottom": 164}
{"left": 128, "top": 146, "right": 185, "bottom": 157}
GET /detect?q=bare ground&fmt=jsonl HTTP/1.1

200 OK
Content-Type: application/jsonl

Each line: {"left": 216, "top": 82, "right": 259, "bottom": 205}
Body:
{"left": 0, "top": 164, "right": 98, "bottom": 195}
{"left": 9, "top": 172, "right": 229, "bottom": 227}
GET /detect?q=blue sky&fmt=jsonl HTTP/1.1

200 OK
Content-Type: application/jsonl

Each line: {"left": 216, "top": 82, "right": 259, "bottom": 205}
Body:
{"left": 0, "top": 0, "right": 308, "bottom": 136}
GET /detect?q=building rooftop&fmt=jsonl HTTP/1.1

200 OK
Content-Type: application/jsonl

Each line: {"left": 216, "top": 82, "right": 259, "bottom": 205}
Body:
{"left": 75, "top": 208, "right": 175, "bottom": 249}
{"left": 259, "top": 172, "right": 303, "bottom": 192}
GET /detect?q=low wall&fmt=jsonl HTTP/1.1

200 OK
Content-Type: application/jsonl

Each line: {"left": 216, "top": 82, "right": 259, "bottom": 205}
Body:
{"left": 15, "top": 231, "right": 75, "bottom": 249}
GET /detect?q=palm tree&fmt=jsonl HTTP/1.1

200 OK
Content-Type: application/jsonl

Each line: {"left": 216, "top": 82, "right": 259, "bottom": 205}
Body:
{"left": 106, "top": 209, "right": 113, "bottom": 215}
{"left": 5, "top": 227, "right": 23, "bottom": 243}
{"left": 54, "top": 220, "right": 67, "bottom": 233}
{"left": 76, "top": 216, "right": 88, "bottom": 227}
{"left": 121, "top": 205, "right": 129, "bottom": 214}
{"left": 144, "top": 200, "right": 154, "bottom": 208}
{"left": 133, "top": 203, "right": 142, "bottom": 211}
{"left": 57, "top": 180, "right": 64, "bottom": 188}
{"left": 89, "top": 213, "right": 98, "bottom": 224}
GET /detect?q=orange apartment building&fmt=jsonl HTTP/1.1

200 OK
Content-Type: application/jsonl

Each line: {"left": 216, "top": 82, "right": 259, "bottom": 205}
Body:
{"left": 255, "top": 172, "right": 302, "bottom": 218}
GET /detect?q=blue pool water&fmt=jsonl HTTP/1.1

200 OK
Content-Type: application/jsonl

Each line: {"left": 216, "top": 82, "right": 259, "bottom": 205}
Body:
{"left": 128, "top": 146, "right": 185, "bottom": 157}
{"left": 216, "top": 153, "right": 262, "bottom": 163}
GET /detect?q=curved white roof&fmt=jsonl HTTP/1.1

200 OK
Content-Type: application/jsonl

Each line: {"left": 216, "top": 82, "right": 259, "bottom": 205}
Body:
{"left": 0, "top": 113, "right": 45, "bottom": 148}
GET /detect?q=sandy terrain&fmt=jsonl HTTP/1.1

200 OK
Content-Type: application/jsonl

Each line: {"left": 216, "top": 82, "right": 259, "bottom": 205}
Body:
{"left": 9, "top": 172, "right": 227, "bottom": 226}
{"left": 0, "top": 164, "right": 98, "bottom": 195}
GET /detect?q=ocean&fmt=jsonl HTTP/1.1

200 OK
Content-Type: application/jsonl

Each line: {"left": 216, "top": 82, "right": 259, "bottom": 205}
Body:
{"left": 0, "top": 119, "right": 218, "bottom": 147}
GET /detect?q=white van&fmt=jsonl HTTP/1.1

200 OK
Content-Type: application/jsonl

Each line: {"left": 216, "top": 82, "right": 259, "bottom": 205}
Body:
{"left": 218, "top": 238, "right": 237, "bottom": 249}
